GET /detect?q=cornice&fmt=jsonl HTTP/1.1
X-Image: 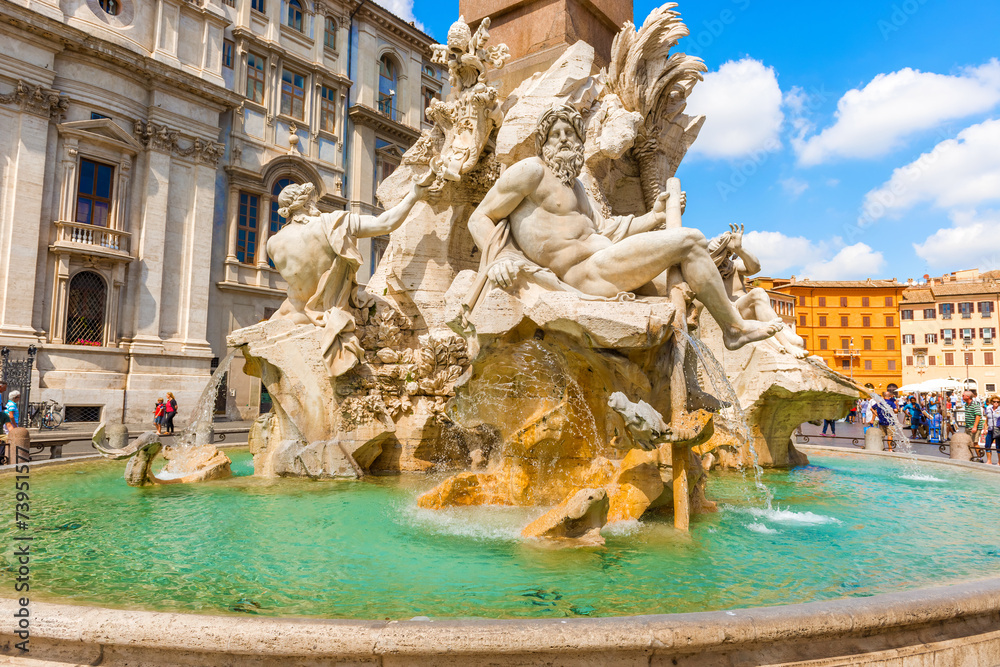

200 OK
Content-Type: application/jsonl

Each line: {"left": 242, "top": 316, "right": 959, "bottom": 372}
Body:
{"left": 355, "top": 4, "right": 434, "bottom": 58}
{"left": 348, "top": 103, "right": 420, "bottom": 144}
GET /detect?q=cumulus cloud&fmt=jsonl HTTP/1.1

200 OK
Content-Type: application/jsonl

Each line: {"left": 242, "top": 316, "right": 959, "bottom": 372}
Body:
{"left": 743, "top": 232, "right": 885, "bottom": 280}
{"left": 795, "top": 60, "right": 1000, "bottom": 165}
{"left": 913, "top": 210, "right": 1000, "bottom": 271}
{"left": 779, "top": 177, "right": 809, "bottom": 198}
{"left": 372, "top": 0, "right": 426, "bottom": 32}
{"left": 801, "top": 243, "right": 886, "bottom": 281}
{"left": 859, "top": 118, "right": 1000, "bottom": 223}
{"left": 686, "top": 58, "right": 785, "bottom": 159}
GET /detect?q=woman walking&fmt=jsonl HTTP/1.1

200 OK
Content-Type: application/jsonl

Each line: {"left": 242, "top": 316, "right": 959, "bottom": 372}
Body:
{"left": 164, "top": 392, "right": 178, "bottom": 435}
{"left": 985, "top": 395, "right": 1000, "bottom": 465}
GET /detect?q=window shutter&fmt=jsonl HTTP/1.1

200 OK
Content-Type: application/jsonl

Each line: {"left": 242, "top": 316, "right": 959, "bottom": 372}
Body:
{"left": 939, "top": 304, "right": 945, "bottom": 315}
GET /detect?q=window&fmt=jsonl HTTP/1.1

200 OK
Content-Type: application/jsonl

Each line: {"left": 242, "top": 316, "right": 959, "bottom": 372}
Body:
{"left": 888, "top": 360, "right": 896, "bottom": 371}
{"left": 819, "top": 338, "right": 828, "bottom": 350}
{"left": 885, "top": 315, "right": 894, "bottom": 327}
{"left": 251, "top": 0, "right": 265, "bottom": 12}
{"left": 983, "top": 327, "right": 996, "bottom": 343}
{"left": 223, "top": 39, "right": 234, "bottom": 69}
{"left": 320, "top": 86, "right": 337, "bottom": 133}
{"left": 942, "top": 328, "right": 955, "bottom": 344}
{"left": 818, "top": 315, "right": 827, "bottom": 327}
{"left": 840, "top": 316, "right": 848, "bottom": 327}
{"left": 864, "top": 360, "right": 872, "bottom": 371}
{"left": 959, "top": 301, "right": 974, "bottom": 318}
{"left": 818, "top": 297, "right": 826, "bottom": 307}
{"left": 798, "top": 296, "right": 805, "bottom": 307}
{"left": 236, "top": 192, "right": 259, "bottom": 265}
{"left": 246, "top": 53, "right": 266, "bottom": 103}
{"left": 99, "top": 0, "right": 119, "bottom": 15}
{"left": 886, "top": 338, "right": 896, "bottom": 351}
{"left": 903, "top": 334, "right": 915, "bottom": 344}
{"left": 90, "top": 112, "right": 110, "bottom": 120}
{"left": 66, "top": 271, "right": 106, "bottom": 346}
{"left": 885, "top": 296, "right": 893, "bottom": 307}
{"left": 375, "top": 138, "right": 399, "bottom": 187}
{"left": 799, "top": 315, "right": 806, "bottom": 327}
{"left": 270, "top": 179, "right": 295, "bottom": 236}
{"left": 986, "top": 352, "right": 995, "bottom": 365}
{"left": 965, "top": 352, "right": 974, "bottom": 365}
{"left": 906, "top": 356, "right": 913, "bottom": 366}
{"left": 925, "top": 333, "right": 937, "bottom": 344}
{"left": 324, "top": 16, "right": 337, "bottom": 50}
{"left": 378, "top": 54, "right": 397, "bottom": 120}
{"left": 929, "top": 356, "right": 936, "bottom": 366}
{"left": 371, "top": 235, "right": 389, "bottom": 274}
{"left": 979, "top": 301, "right": 994, "bottom": 317}
{"left": 862, "top": 316, "right": 871, "bottom": 327}
{"left": 422, "top": 86, "right": 440, "bottom": 124}
{"left": 75, "top": 158, "right": 115, "bottom": 227}
{"left": 841, "top": 360, "right": 850, "bottom": 370}
{"left": 901, "top": 309, "right": 913, "bottom": 320}
{"left": 863, "top": 339, "right": 872, "bottom": 351}
{"left": 287, "top": 0, "right": 303, "bottom": 31}
{"left": 961, "top": 328, "right": 975, "bottom": 342}
{"left": 945, "top": 352, "right": 954, "bottom": 365}
{"left": 280, "top": 69, "right": 306, "bottom": 120}
{"left": 940, "top": 303, "right": 954, "bottom": 319}
{"left": 987, "top": 384, "right": 997, "bottom": 393}
{"left": 840, "top": 297, "right": 848, "bottom": 307}
{"left": 841, "top": 338, "right": 850, "bottom": 350}
{"left": 924, "top": 308, "right": 935, "bottom": 319}
{"left": 862, "top": 296, "right": 870, "bottom": 307}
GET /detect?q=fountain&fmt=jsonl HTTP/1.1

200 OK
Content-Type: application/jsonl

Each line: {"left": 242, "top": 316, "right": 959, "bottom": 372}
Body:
{"left": 6, "top": 5, "right": 1000, "bottom": 666}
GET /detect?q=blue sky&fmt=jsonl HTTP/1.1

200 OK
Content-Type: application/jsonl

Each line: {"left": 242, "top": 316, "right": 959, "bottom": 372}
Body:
{"left": 381, "top": 0, "right": 1000, "bottom": 281}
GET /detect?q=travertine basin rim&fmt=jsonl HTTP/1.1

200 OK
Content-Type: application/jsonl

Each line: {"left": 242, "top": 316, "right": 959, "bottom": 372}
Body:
{"left": 3, "top": 577, "right": 1000, "bottom": 656}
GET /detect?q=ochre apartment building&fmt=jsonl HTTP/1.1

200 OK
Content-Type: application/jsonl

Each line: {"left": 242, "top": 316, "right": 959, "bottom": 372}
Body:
{"left": 774, "top": 279, "right": 906, "bottom": 391}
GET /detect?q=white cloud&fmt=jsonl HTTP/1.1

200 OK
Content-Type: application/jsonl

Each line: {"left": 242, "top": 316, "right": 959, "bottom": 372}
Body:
{"left": 779, "top": 177, "right": 809, "bottom": 198}
{"left": 795, "top": 60, "right": 1000, "bottom": 165}
{"left": 686, "top": 58, "right": 785, "bottom": 159}
{"left": 372, "top": 0, "right": 426, "bottom": 32}
{"left": 860, "top": 118, "right": 1000, "bottom": 223}
{"left": 743, "top": 232, "right": 885, "bottom": 280}
{"left": 914, "top": 210, "right": 1000, "bottom": 271}
{"left": 801, "top": 243, "right": 885, "bottom": 281}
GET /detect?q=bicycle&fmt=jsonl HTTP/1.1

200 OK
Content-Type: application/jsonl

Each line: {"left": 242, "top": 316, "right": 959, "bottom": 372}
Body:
{"left": 26, "top": 399, "right": 64, "bottom": 430}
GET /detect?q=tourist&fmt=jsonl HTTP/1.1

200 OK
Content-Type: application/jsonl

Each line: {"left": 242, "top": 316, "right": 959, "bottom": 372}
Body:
{"left": 903, "top": 396, "right": 922, "bottom": 440}
{"left": 165, "top": 392, "right": 178, "bottom": 435}
{"left": 5, "top": 389, "right": 20, "bottom": 427}
{"left": 961, "top": 391, "right": 982, "bottom": 443}
{"left": 984, "top": 395, "right": 1000, "bottom": 465}
{"left": 822, "top": 419, "right": 836, "bottom": 436}
{"left": 870, "top": 392, "right": 897, "bottom": 451}
{"left": 154, "top": 398, "right": 166, "bottom": 436}
{"left": 847, "top": 403, "right": 857, "bottom": 424}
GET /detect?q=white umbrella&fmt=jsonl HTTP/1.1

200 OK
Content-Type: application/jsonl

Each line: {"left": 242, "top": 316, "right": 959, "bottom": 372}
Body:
{"left": 917, "top": 378, "right": 964, "bottom": 392}
{"left": 897, "top": 383, "right": 925, "bottom": 392}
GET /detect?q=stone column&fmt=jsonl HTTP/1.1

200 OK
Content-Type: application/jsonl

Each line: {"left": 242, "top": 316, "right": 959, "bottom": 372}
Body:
{"left": 225, "top": 186, "right": 240, "bottom": 263}
{"left": 130, "top": 148, "right": 172, "bottom": 345}
{"left": 256, "top": 193, "right": 273, "bottom": 279}
{"left": 180, "top": 160, "right": 217, "bottom": 348}
{"left": 48, "top": 254, "right": 70, "bottom": 344}
{"left": 57, "top": 140, "right": 79, "bottom": 222}
{"left": 0, "top": 110, "right": 49, "bottom": 344}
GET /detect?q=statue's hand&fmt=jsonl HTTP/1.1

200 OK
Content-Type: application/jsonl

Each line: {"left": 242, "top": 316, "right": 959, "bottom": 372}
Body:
{"left": 487, "top": 259, "right": 523, "bottom": 289}
{"left": 411, "top": 169, "right": 437, "bottom": 200}
{"left": 728, "top": 223, "right": 745, "bottom": 251}
{"left": 652, "top": 191, "right": 670, "bottom": 226}
{"left": 680, "top": 190, "right": 687, "bottom": 215}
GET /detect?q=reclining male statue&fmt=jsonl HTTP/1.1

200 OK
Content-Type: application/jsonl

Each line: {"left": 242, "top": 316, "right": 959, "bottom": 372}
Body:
{"left": 466, "top": 104, "right": 782, "bottom": 351}
{"left": 267, "top": 173, "right": 432, "bottom": 375}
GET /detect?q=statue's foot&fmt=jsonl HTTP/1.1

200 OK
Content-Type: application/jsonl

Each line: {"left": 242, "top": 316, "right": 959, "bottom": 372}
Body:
{"left": 723, "top": 318, "right": 783, "bottom": 351}
{"left": 787, "top": 344, "right": 810, "bottom": 359}
{"left": 687, "top": 387, "right": 728, "bottom": 413}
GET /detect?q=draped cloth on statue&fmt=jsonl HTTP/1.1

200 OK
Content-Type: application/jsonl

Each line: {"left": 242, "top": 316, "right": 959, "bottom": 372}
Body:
{"left": 301, "top": 211, "right": 374, "bottom": 376}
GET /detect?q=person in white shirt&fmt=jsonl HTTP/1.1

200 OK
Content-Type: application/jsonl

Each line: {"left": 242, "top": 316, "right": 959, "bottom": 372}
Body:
{"left": 985, "top": 395, "right": 1000, "bottom": 465}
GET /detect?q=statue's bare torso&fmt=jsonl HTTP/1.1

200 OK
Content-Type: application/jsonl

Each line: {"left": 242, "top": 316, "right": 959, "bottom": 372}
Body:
{"left": 268, "top": 217, "right": 344, "bottom": 322}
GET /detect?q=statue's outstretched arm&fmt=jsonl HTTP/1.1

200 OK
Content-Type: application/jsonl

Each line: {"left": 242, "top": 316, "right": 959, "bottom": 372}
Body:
{"left": 356, "top": 171, "right": 434, "bottom": 238}
{"left": 728, "top": 224, "right": 760, "bottom": 276}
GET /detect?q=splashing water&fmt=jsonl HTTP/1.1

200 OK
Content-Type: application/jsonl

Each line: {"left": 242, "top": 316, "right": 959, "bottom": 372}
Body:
{"left": 174, "top": 348, "right": 240, "bottom": 449}
{"left": 682, "top": 332, "right": 773, "bottom": 509}
{"left": 867, "top": 394, "right": 928, "bottom": 480}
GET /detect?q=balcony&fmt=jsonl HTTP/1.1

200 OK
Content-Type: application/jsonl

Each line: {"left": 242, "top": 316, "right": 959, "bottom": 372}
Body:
{"left": 834, "top": 348, "right": 861, "bottom": 358}
{"left": 942, "top": 314, "right": 952, "bottom": 319}
{"left": 961, "top": 312, "right": 972, "bottom": 319}
{"left": 51, "top": 221, "right": 132, "bottom": 262}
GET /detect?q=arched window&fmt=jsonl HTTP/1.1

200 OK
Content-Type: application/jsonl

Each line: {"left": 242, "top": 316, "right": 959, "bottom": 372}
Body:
{"left": 268, "top": 178, "right": 296, "bottom": 267}
{"left": 66, "top": 271, "right": 106, "bottom": 346}
{"left": 324, "top": 16, "right": 337, "bottom": 50}
{"left": 287, "top": 0, "right": 303, "bottom": 31}
{"left": 99, "top": 0, "right": 119, "bottom": 15}
{"left": 378, "top": 54, "right": 397, "bottom": 120}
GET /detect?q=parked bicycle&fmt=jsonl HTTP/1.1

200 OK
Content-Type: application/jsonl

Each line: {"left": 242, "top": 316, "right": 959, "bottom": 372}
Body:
{"left": 26, "top": 399, "right": 63, "bottom": 429}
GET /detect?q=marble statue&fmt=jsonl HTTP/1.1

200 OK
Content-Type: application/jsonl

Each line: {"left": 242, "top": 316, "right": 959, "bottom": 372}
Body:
{"left": 267, "top": 175, "right": 432, "bottom": 375}
{"left": 708, "top": 224, "right": 809, "bottom": 358}
{"left": 466, "top": 104, "right": 783, "bottom": 351}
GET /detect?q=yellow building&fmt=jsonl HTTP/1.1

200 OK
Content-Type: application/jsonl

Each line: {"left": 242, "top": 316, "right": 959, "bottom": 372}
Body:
{"left": 773, "top": 279, "right": 905, "bottom": 391}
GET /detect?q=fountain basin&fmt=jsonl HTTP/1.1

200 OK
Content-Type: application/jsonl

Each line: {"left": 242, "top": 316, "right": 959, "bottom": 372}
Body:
{"left": 2, "top": 448, "right": 999, "bottom": 664}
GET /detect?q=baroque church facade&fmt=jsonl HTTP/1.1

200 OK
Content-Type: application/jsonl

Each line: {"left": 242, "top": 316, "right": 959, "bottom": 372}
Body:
{"left": 0, "top": 0, "right": 442, "bottom": 423}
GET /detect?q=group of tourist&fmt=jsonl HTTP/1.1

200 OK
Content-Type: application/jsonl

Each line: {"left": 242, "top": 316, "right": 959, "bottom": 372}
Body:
{"left": 153, "top": 393, "right": 178, "bottom": 436}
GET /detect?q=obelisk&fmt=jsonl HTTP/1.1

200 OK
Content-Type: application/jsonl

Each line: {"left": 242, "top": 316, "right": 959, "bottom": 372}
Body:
{"left": 459, "top": 0, "right": 633, "bottom": 94}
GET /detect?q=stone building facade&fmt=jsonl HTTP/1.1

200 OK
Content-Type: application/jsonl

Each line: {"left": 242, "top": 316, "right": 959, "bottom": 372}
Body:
{"left": 899, "top": 272, "right": 1000, "bottom": 395}
{"left": 0, "top": 0, "right": 442, "bottom": 424}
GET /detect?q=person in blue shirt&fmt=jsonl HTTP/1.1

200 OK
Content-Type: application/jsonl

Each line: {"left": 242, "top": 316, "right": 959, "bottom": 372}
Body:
{"left": 5, "top": 389, "right": 21, "bottom": 427}
{"left": 903, "top": 396, "right": 923, "bottom": 440}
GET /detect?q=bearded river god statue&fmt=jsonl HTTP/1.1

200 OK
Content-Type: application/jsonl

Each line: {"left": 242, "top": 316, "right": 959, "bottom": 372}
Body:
{"left": 225, "top": 3, "right": 861, "bottom": 541}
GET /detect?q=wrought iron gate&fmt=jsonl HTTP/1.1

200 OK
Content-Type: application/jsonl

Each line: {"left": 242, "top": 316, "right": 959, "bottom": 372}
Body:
{"left": 2, "top": 345, "right": 37, "bottom": 427}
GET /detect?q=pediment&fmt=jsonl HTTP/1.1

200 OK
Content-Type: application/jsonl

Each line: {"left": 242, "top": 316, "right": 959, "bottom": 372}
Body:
{"left": 376, "top": 144, "right": 404, "bottom": 160}
{"left": 58, "top": 118, "right": 143, "bottom": 153}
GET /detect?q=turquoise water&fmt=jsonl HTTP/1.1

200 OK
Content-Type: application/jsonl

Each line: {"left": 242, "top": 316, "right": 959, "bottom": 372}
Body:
{"left": 3, "top": 450, "right": 999, "bottom": 619}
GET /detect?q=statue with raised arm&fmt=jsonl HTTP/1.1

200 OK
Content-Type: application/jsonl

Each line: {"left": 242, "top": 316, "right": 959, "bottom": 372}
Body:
{"left": 708, "top": 224, "right": 809, "bottom": 358}
{"left": 267, "top": 174, "right": 432, "bottom": 375}
{"left": 466, "top": 104, "right": 782, "bottom": 351}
